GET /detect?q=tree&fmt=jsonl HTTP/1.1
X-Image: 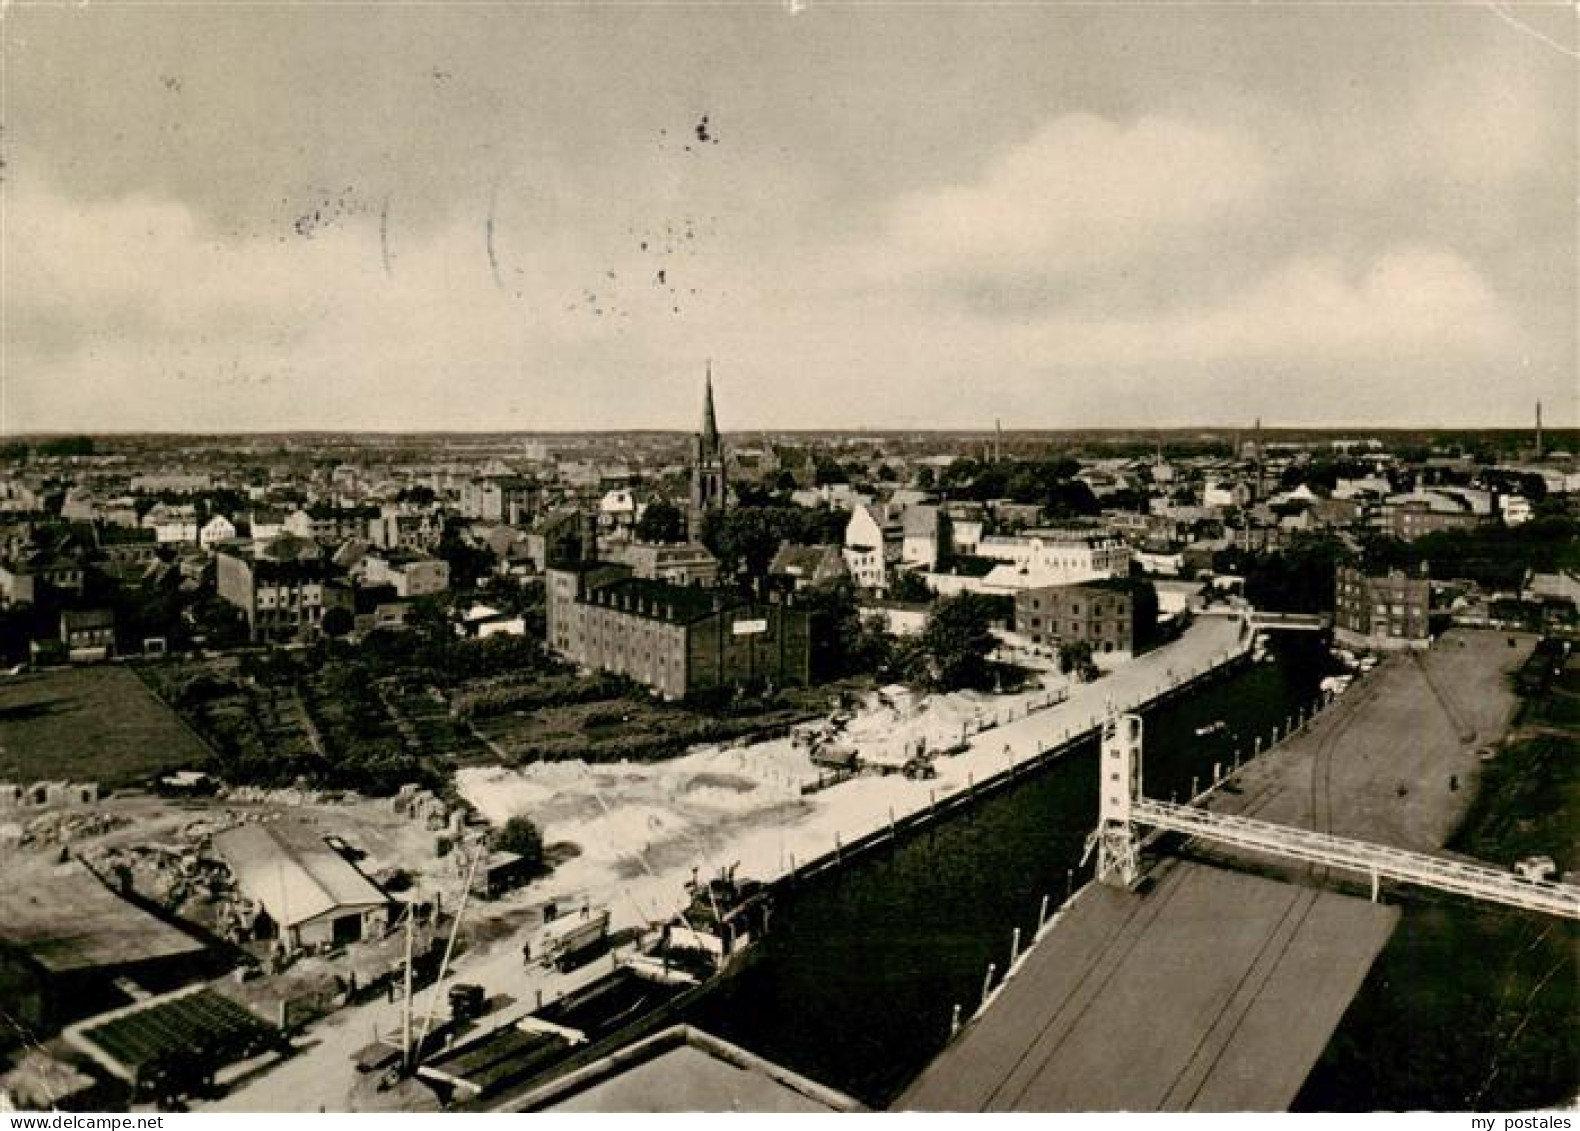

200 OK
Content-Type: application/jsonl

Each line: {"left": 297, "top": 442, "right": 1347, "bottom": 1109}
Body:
{"left": 635, "top": 499, "right": 686, "bottom": 544}
{"left": 919, "top": 593, "right": 999, "bottom": 691}
{"left": 1059, "top": 639, "right": 1098, "bottom": 682}
{"left": 36, "top": 436, "right": 94, "bottom": 458}
{"left": 188, "top": 594, "right": 250, "bottom": 650}
{"left": 889, "top": 570, "right": 934, "bottom": 604}
{"left": 494, "top": 815, "right": 546, "bottom": 872}
{"left": 322, "top": 606, "right": 354, "bottom": 638}
{"left": 812, "top": 454, "right": 849, "bottom": 486}
{"left": 407, "top": 596, "right": 454, "bottom": 642}
{"left": 438, "top": 521, "right": 495, "bottom": 590}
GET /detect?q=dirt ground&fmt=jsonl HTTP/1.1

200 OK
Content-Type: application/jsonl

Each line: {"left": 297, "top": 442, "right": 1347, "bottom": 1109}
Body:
{"left": 1206, "top": 629, "right": 1533, "bottom": 854}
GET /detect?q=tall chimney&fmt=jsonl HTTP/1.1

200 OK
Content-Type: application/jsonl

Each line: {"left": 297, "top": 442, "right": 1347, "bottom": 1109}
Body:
{"left": 1536, "top": 400, "right": 1544, "bottom": 460}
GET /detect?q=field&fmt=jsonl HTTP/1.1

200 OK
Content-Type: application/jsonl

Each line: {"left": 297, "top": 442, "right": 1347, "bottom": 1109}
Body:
{"left": 471, "top": 690, "right": 824, "bottom": 765}
{"left": 0, "top": 665, "right": 214, "bottom": 786}
{"left": 134, "top": 656, "right": 487, "bottom": 796}
{"left": 1203, "top": 629, "right": 1530, "bottom": 854}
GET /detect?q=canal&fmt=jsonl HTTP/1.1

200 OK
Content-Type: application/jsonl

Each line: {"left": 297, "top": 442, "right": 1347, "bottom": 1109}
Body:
{"left": 689, "top": 634, "right": 1334, "bottom": 1107}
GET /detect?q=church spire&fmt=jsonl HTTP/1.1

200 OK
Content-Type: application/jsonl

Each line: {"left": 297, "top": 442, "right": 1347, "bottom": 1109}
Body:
{"left": 688, "top": 361, "right": 726, "bottom": 539}
{"left": 700, "top": 360, "right": 719, "bottom": 456}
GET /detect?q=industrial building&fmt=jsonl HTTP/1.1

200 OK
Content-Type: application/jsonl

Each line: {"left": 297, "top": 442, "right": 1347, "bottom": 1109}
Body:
{"left": 1334, "top": 566, "right": 1432, "bottom": 649}
{"left": 545, "top": 564, "right": 812, "bottom": 700}
{"left": 1014, "top": 578, "right": 1158, "bottom": 658}
{"left": 213, "top": 823, "right": 390, "bottom": 952}
{"left": 0, "top": 862, "right": 210, "bottom": 1038}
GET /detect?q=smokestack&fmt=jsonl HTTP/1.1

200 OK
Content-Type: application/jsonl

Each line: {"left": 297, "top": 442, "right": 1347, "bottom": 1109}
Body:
{"left": 1536, "top": 400, "right": 1544, "bottom": 460}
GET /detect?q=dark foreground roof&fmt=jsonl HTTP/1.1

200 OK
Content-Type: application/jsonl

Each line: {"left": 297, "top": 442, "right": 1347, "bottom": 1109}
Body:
{"left": 0, "top": 863, "right": 206, "bottom": 974}
{"left": 67, "top": 986, "right": 279, "bottom": 1084}
{"left": 499, "top": 1025, "right": 864, "bottom": 1113}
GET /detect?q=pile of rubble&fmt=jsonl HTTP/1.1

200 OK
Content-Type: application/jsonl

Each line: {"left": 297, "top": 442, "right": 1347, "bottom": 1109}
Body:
{"left": 19, "top": 808, "right": 130, "bottom": 849}
{"left": 224, "top": 784, "right": 347, "bottom": 807}
{"left": 391, "top": 782, "right": 451, "bottom": 830}
{"left": 82, "top": 837, "right": 239, "bottom": 929}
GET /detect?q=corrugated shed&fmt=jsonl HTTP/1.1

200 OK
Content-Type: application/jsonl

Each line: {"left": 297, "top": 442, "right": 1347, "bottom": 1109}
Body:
{"left": 214, "top": 822, "right": 387, "bottom": 930}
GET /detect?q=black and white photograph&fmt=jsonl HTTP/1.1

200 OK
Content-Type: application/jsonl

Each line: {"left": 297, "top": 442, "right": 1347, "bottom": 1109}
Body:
{"left": 0, "top": 0, "right": 1576, "bottom": 1116}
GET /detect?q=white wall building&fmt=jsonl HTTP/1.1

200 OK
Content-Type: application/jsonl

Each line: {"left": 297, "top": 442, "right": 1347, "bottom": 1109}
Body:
{"left": 843, "top": 504, "right": 891, "bottom": 591}
{"left": 975, "top": 532, "right": 1130, "bottom": 578}
{"left": 141, "top": 503, "right": 199, "bottom": 545}
{"left": 199, "top": 515, "right": 237, "bottom": 551}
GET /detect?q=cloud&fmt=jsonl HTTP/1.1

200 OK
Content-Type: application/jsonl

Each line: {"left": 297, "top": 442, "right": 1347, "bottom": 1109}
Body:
{"left": 3, "top": 175, "right": 706, "bottom": 432}
{"left": 0, "top": 107, "right": 1552, "bottom": 434}
{"left": 879, "top": 114, "right": 1271, "bottom": 282}
{"left": 1008, "top": 247, "right": 1519, "bottom": 368}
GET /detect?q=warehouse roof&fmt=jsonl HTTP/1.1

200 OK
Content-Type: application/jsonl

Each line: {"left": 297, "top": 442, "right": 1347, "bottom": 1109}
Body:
{"left": 0, "top": 862, "right": 205, "bottom": 974}
{"left": 507, "top": 1025, "right": 864, "bottom": 1113}
{"left": 214, "top": 822, "right": 387, "bottom": 930}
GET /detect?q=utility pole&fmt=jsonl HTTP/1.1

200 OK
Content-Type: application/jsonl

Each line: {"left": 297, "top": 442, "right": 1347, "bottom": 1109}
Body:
{"left": 401, "top": 904, "right": 415, "bottom": 1072}
{"left": 414, "top": 840, "right": 487, "bottom": 1060}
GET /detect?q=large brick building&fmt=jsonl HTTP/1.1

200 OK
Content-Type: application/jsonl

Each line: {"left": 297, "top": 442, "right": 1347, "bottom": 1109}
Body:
{"left": 1014, "top": 579, "right": 1157, "bottom": 659}
{"left": 546, "top": 561, "right": 633, "bottom": 660}
{"left": 546, "top": 563, "right": 810, "bottom": 700}
{"left": 1381, "top": 500, "right": 1484, "bottom": 541}
{"left": 1334, "top": 566, "right": 1431, "bottom": 649}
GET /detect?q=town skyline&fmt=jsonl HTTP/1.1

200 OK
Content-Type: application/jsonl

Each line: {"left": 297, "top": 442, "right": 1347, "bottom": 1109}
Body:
{"left": 4, "top": 3, "right": 1578, "bottom": 1116}
{"left": 5, "top": 3, "right": 1576, "bottom": 434}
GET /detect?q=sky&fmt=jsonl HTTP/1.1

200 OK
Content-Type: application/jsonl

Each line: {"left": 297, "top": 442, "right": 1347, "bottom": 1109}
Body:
{"left": 2, "top": 1, "right": 1576, "bottom": 433}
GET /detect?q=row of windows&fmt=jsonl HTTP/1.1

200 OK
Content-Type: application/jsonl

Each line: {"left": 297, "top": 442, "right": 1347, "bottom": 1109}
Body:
{"left": 1026, "top": 616, "right": 1129, "bottom": 632}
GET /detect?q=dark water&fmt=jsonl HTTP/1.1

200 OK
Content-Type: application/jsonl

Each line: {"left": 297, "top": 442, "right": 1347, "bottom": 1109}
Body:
{"left": 689, "top": 636, "right": 1333, "bottom": 1107}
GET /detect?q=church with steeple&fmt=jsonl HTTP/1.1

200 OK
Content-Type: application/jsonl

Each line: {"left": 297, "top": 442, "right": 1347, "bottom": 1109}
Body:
{"left": 688, "top": 363, "right": 727, "bottom": 539}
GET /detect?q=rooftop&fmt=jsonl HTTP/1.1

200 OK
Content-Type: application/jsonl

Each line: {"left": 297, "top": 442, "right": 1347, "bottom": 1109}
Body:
{"left": 61, "top": 608, "right": 115, "bottom": 631}
{"left": 769, "top": 542, "right": 842, "bottom": 576}
{"left": 510, "top": 1025, "right": 863, "bottom": 1113}
{"left": 213, "top": 822, "right": 388, "bottom": 929}
{"left": 67, "top": 985, "right": 278, "bottom": 1085}
{"left": 582, "top": 576, "right": 731, "bottom": 624}
{"left": 898, "top": 863, "right": 1397, "bottom": 1112}
{"left": 0, "top": 861, "right": 206, "bottom": 974}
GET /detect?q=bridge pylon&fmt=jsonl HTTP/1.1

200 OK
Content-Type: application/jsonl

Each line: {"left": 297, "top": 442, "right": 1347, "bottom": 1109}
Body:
{"left": 1083, "top": 711, "right": 1145, "bottom": 889}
